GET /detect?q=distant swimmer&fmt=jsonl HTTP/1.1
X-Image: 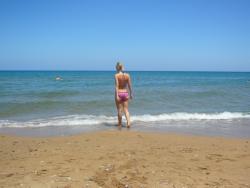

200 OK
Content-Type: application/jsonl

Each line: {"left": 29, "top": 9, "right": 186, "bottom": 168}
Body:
{"left": 55, "top": 76, "right": 63, "bottom": 81}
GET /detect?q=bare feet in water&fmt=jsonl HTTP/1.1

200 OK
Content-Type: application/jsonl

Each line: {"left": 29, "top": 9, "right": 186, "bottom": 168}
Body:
{"left": 118, "top": 124, "right": 122, "bottom": 130}
{"left": 126, "top": 123, "right": 131, "bottom": 129}
{"left": 117, "top": 124, "right": 130, "bottom": 129}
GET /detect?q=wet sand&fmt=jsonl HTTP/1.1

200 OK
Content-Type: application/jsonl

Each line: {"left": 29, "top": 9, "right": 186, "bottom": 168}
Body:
{"left": 0, "top": 130, "right": 250, "bottom": 188}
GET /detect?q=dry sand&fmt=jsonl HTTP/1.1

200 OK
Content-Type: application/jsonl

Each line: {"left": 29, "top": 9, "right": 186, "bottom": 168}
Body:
{"left": 0, "top": 130, "right": 250, "bottom": 188}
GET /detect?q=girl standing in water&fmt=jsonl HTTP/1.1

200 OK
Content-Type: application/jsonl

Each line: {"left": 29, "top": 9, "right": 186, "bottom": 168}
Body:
{"left": 114, "top": 62, "right": 133, "bottom": 128}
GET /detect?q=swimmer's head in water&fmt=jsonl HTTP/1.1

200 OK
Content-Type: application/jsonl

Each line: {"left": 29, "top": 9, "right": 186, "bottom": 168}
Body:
{"left": 116, "top": 62, "right": 124, "bottom": 72}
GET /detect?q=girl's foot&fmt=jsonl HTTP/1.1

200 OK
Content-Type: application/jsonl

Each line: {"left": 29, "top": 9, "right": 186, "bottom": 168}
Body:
{"left": 126, "top": 123, "right": 131, "bottom": 129}
{"left": 118, "top": 124, "right": 122, "bottom": 130}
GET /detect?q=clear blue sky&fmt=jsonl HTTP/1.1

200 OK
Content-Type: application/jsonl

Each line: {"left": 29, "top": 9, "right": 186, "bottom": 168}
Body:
{"left": 0, "top": 0, "right": 249, "bottom": 71}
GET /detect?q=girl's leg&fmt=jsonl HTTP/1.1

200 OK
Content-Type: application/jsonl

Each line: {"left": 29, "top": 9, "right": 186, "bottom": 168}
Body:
{"left": 115, "top": 99, "right": 123, "bottom": 128}
{"left": 123, "top": 100, "right": 131, "bottom": 128}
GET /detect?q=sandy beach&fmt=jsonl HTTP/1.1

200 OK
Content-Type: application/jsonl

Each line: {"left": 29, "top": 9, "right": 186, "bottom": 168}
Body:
{"left": 0, "top": 130, "right": 250, "bottom": 188}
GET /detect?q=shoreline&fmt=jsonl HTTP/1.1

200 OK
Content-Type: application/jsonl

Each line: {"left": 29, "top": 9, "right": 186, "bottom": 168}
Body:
{"left": 1, "top": 119, "right": 250, "bottom": 139}
{"left": 1, "top": 130, "right": 250, "bottom": 187}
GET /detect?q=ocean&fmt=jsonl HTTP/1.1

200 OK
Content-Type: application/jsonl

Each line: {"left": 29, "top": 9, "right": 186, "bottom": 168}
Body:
{"left": 0, "top": 71, "right": 250, "bottom": 138}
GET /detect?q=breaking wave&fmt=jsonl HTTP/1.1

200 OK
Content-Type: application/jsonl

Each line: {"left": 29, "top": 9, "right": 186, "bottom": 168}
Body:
{"left": 0, "top": 112, "right": 250, "bottom": 128}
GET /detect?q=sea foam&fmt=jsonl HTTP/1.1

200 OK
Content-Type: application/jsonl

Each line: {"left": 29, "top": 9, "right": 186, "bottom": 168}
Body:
{"left": 0, "top": 112, "right": 249, "bottom": 128}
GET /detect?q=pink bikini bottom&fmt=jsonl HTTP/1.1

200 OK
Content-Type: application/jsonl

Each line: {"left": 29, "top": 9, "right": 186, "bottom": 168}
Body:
{"left": 118, "top": 92, "right": 129, "bottom": 102}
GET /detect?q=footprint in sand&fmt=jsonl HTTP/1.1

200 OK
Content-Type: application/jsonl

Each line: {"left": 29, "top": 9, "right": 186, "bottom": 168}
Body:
{"left": 206, "top": 154, "right": 236, "bottom": 162}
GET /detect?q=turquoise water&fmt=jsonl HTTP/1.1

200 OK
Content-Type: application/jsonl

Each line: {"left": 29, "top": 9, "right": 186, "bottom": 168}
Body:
{"left": 0, "top": 71, "right": 250, "bottom": 137}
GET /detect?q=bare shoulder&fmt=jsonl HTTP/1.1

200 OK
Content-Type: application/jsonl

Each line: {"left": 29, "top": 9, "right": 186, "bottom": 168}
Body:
{"left": 124, "top": 73, "right": 130, "bottom": 78}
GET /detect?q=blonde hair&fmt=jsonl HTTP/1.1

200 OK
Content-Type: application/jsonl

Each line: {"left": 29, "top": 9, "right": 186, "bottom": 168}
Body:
{"left": 116, "top": 62, "right": 123, "bottom": 72}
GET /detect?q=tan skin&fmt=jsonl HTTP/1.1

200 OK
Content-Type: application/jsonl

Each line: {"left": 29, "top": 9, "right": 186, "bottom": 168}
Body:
{"left": 115, "top": 67, "right": 132, "bottom": 128}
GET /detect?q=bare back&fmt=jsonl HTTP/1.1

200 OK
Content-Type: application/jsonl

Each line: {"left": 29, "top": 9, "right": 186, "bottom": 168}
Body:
{"left": 116, "top": 73, "right": 129, "bottom": 90}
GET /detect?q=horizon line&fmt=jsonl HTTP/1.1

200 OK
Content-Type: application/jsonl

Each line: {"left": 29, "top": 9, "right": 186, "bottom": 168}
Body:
{"left": 0, "top": 70, "right": 250, "bottom": 73}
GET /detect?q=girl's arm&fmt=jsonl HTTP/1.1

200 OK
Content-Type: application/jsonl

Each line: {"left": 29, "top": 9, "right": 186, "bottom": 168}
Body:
{"left": 115, "top": 74, "right": 119, "bottom": 100}
{"left": 127, "top": 74, "right": 133, "bottom": 99}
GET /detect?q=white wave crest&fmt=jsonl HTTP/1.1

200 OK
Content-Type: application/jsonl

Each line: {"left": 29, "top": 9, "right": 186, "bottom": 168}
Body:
{"left": 0, "top": 112, "right": 249, "bottom": 128}
{"left": 132, "top": 112, "right": 250, "bottom": 121}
